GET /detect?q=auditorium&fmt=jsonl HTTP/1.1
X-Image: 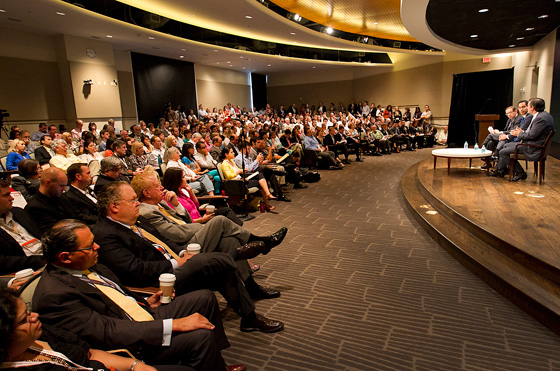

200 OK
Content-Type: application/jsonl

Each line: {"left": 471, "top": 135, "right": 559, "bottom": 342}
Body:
{"left": 0, "top": 0, "right": 559, "bottom": 370}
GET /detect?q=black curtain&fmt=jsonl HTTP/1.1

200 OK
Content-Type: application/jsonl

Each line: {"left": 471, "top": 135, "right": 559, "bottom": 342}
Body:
{"left": 447, "top": 68, "right": 513, "bottom": 148}
{"left": 251, "top": 73, "right": 267, "bottom": 111}
{"left": 131, "top": 53, "right": 197, "bottom": 125}
{"left": 549, "top": 30, "right": 560, "bottom": 158}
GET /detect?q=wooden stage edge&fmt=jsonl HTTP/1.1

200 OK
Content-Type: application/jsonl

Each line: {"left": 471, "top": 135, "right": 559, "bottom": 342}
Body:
{"left": 401, "top": 154, "right": 560, "bottom": 336}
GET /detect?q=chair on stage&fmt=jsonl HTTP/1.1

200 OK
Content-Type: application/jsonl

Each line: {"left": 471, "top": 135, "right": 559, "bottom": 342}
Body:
{"left": 508, "top": 130, "right": 555, "bottom": 184}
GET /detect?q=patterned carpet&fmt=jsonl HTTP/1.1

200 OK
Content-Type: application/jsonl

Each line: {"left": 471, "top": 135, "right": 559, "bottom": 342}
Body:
{"left": 219, "top": 148, "right": 560, "bottom": 371}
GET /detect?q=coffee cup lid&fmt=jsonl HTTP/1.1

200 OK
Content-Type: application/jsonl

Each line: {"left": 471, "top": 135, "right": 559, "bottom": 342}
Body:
{"left": 159, "top": 273, "right": 176, "bottom": 282}
{"left": 187, "top": 243, "right": 201, "bottom": 250}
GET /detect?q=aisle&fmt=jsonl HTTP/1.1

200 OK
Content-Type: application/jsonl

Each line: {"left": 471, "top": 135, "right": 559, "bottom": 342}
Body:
{"left": 221, "top": 148, "right": 560, "bottom": 371}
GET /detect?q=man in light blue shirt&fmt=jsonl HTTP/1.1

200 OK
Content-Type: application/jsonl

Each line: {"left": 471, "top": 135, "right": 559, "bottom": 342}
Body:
{"left": 303, "top": 127, "right": 342, "bottom": 170}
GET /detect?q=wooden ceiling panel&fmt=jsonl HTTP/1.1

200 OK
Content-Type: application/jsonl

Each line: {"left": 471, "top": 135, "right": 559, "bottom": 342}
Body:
{"left": 274, "top": 0, "right": 417, "bottom": 41}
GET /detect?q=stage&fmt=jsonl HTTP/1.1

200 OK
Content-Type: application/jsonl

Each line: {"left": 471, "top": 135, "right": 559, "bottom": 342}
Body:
{"left": 402, "top": 153, "right": 560, "bottom": 335}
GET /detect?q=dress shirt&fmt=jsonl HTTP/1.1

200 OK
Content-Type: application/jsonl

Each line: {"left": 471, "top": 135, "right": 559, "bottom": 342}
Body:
{"left": 0, "top": 212, "right": 42, "bottom": 255}
{"left": 148, "top": 147, "right": 165, "bottom": 169}
{"left": 59, "top": 265, "right": 173, "bottom": 346}
{"left": 71, "top": 185, "right": 97, "bottom": 204}
{"left": 303, "top": 135, "right": 320, "bottom": 150}
{"left": 234, "top": 152, "right": 258, "bottom": 172}
{"left": 71, "top": 128, "right": 82, "bottom": 142}
{"left": 194, "top": 152, "right": 217, "bottom": 169}
{"left": 167, "top": 160, "right": 197, "bottom": 178}
{"left": 49, "top": 153, "right": 81, "bottom": 172}
{"left": 24, "top": 142, "right": 37, "bottom": 155}
{"left": 31, "top": 131, "right": 47, "bottom": 141}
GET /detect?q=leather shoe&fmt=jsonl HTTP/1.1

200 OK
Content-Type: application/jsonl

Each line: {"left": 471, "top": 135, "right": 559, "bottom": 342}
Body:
{"left": 294, "top": 183, "right": 308, "bottom": 189}
{"left": 240, "top": 313, "right": 284, "bottom": 333}
{"left": 236, "top": 241, "right": 266, "bottom": 260}
{"left": 489, "top": 169, "right": 506, "bottom": 178}
{"left": 263, "top": 227, "right": 288, "bottom": 255}
{"left": 512, "top": 172, "right": 527, "bottom": 181}
{"left": 481, "top": 162, "right": 491, "bottom": 170}
{"left": 278, "top": 195, "right": 291, "bottom": 202}
{"left": 248, "top": 284, "right": 281, "bottom": 300}
{"left": 227, "top": 365, "right": 246, "bottom": 371}
{"left": 355, "top": 157, "right": 364, "bottom": 162}
{"left": 329, "top": 165, "right": 342, "bottom": 170}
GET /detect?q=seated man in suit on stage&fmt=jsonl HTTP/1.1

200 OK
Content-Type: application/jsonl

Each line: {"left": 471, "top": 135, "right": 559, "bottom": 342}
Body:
{"left": 131, "top": 172, "right": 285, "bottom": 297}
{"left": 61, "top": 163, "right": 98, "bottom": 227}
{"left": 24, "top": 167, "right": 69, "bottom": 235}
{"left": 93, "top": 181, "right": 285, "bottom": 333}
{"left": 94, "top": 156, "right": 130, "bottom": 194}
{"left": 33, "top": 219, "right": 243, "bottom": 371}
{"left": 0, "top": 178, "right": 45, "bottom": 274}
{"left": 492, "top": 98, "right": 554, "bottom": 181}
{"left": 481, "top": 106, "right": 520, "bottom": 153}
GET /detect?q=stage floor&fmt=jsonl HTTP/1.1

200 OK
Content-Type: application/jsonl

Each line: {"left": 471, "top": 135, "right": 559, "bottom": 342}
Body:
{"left": 418, "top": 153, "right": 560, "bottom": 276}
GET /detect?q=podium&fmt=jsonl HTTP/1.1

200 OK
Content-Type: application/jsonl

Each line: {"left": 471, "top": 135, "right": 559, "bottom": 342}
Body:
{"left": 475, "top": 114, "right": 500, "bottom": 145}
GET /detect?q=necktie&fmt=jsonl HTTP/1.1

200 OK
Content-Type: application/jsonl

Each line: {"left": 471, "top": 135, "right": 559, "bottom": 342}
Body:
{"left": 83, "top": 270, "right": 154, "bottom": 321}
{"left": 158, "top": 205, "right": 186, "bottom": 225}
{"left": 131, "top": 225, "right": 181, "bottom": 260}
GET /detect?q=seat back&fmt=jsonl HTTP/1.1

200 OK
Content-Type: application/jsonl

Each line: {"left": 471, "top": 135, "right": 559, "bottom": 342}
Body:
{"left": 0, "top": 155, "right": 7, "bottom": 171}
{"left": 216, "top": 162, "right": 226, "bottom": 181}
{"left": 540, "top": 130, "right": 555, "bottom": 161}
{"left": 17, "top": 271, "right": 43, "bottom": 309}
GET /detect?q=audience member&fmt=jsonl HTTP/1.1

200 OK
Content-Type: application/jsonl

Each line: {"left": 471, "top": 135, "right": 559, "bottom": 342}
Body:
{"left": 6, "top": 140, "right": 31, "bottom": 171}
{"left": 49, "top": 139, "right": 80, "bottom": 172}
{"left": 34, "top": 134, "right": 54, "bottom": 166}
{"left": 11, "top": 159, "right": 41, "bottom": 201}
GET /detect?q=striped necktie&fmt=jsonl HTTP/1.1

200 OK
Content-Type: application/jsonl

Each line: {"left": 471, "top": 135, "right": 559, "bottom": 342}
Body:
{"left": 130, "top": 225, "right": 181, "bottom": 260}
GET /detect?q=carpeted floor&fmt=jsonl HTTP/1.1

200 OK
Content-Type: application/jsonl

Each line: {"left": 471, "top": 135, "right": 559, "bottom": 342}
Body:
{"left": 220, "top": 148, "right": 560, "bottom": 371}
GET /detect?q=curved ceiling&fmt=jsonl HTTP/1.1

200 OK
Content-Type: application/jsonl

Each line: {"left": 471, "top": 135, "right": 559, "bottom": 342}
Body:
{"left": 273, "top": 0, "right": 417, "bottom": 42}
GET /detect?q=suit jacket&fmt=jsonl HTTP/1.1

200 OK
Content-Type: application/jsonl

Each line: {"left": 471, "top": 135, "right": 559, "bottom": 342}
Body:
{"left": 322, "top": 134, "right": 338, "bottom": 149}
{"left": 34, "top": 146, "right": 52, "bottom": 165}
{"left": 209, "top": 145, "right": 222, "bottom": 162}
{"left": 138, "top": 202, "right": 203, "bottom": 245}
{"left": 0, "top": 207, "right": 45, "bottom": 274}
{"left": 503, "top": 114, "right": 522, "bottom": 133}
{"left": 516, "top": 111, "right": 554, "bottom": 159}
{"left": 94, "top": 174, "right": 130, "bottom": 194}
{"left": 61, "top": 186, "right": 98, "bottom": 227}
{"left": 24, "top": 192, "right": 69, "bottom": 235}
{"left": 11, "top": 176, "right": 40, "bottom": 201}
{"left": 33, "top": 263, "right": 164, "bottom": 350}
{"left": 93, "top": 215, "right": 183, "bottom": 287}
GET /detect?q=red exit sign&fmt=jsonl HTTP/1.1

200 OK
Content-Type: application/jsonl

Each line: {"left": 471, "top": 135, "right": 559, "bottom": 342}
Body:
{"left": 482, "top": 57, "right": 491, "bottom": 64}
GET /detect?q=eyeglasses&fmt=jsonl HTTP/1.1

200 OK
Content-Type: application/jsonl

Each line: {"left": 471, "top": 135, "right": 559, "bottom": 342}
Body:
{"left": 118, "top": 197, "right": 139, "bottom": 204}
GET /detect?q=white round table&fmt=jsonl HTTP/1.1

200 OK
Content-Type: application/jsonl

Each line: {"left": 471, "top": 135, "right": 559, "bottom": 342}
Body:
{"left": 432, "top": 148, "right": 492, "bottom": 175}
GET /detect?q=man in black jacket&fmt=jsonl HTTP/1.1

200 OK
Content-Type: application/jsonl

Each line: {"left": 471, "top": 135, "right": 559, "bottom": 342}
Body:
{"left": 34, "top": 134, "right": 54, "bottom": 166}
{"left": 62, "top": 163, "right": 98, "bottom": 227}
{"left": 0, "top": 178, "right": 45, "bottom": 274}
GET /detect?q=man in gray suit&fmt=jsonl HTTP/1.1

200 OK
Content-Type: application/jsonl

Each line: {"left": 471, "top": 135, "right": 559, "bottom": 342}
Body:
{"left": 492, "top": 98, "right": 554, "bottom": 180}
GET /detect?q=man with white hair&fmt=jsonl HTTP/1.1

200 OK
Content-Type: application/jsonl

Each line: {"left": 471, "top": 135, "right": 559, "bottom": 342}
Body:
{"left": 49, "top": 138, "right": 81, "bottom": 172}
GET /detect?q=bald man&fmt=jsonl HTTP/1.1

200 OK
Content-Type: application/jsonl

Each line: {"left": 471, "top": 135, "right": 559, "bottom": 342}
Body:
{"left": 24, "top": 167, "right": 71, "bottom": 235}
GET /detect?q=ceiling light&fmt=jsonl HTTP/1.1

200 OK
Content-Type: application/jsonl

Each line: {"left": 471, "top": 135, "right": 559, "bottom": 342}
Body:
{"left": 106, "top": 35, "right": 112, "bottom": 38}
{"left": 526, "top": 27, "right": 534, "bottom": 31}
{"left": 181, "top": 48, "right": 186, "bottom": 51}
{"left": 373, "top": 22, "right": 378, "bottom": 25}
{"left": 478, "top": 9, "right": 488, "bottom": 13}
{"left": 267, "top": 64, "right": 271, "bottom": 67}
{"left": 213, "top": 49, "right": 218, "bottom": 52}
{"left": 242, "top": 67, "right": 246, "bottom": 69}
{"left": 517, "top": 37, "right": 524, "bottom": 40}
{"left": 293, "top": 41, "right": 298, "bottom": 44}
{"left": 312, "top": 66, "right": 316, "bottom": 69}
{"left": 56, "top": 12, "right": 65, "bottom": 16}
{"left": 240, "top": 56, "right": 244, "bottom": 58}
{"left": 288, "top": 13, "right": 302, "bottom": 22}
{"left": 227, "top": 61, "right": 231, "bottom": 63}
{"left": 148, "top": 37, "right": 155, "bottom": 40}
{"left": 179, "top": 55, "right": 184, "bottom": 58}
{"left": 326, "top": 27, "right": 333, "bottom": 34}
{"left": 470, "top": 34, "right": 478, "bottom": 38}
{"left": 245, "top": 15, "right": 252, "bottom": 19}
{"left": 290, "top": 32, "right": 296, "bottom": 35}
{"left": 0, "top": 10, "right": 5, "bottom": 13}
{"left": 216, "top": 62, "right": 220, "bottom": 64}
{"left": 190, "top": 14, "right": 195, "bottom": 17}
{"left": 509, "top": 44, "right": 515, "bottom": 47}
{"left": 538, "top": 15, "right": 548, "bottom": 19}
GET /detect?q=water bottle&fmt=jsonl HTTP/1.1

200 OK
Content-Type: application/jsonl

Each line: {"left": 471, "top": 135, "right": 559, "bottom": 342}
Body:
{"left": 464, "top": 141, "right": 468, "bottom": 149}
{"left": 481, "top": 145, "right": 486, "bottom": 153}
{"left": 474, "top": 143, "right": 479, "bottom": 151}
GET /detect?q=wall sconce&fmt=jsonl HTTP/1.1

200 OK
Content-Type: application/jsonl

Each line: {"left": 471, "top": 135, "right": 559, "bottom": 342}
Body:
{"left": 83, "top": 79, "right": 93, "bottom": 85}
{"left": 112, "top": 79, "right": 118, "bottom": 86}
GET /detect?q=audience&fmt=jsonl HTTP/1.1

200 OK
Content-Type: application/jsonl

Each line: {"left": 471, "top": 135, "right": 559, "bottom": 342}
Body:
{"left": 6, "top": 140, "right": 30, "bottom": 171}
{"left": 34, "top": 134, "right": 54, "bottom": 166}
{"left": 11, "top": 159, "right": 41, "bottom": 201}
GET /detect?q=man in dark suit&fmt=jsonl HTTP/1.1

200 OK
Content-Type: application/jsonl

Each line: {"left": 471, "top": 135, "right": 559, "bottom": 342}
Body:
{"left": 33, "top": 134, "right": 54, "bottom": 166}
{"left": 24, "top": 167, "right": 69, "bottom": 234}
{"left": 62, "top": 163, "right": 98, "bottom": 227}
{"left": 323, "top": 125, "right": 350, "bottom": 163}
{"left": 0, "top": 179, "right": 45, "bottom": 274}
{"left": 493, "top": 98, "right": 554, "bottom": 180}
{"left": 33, "top": 219, "right": 238, "bottom": 370}
{"left": 93, "top": 181, "right": 285, "bottom": 333}
{"left": 94, "top": 156, "right": 130, "bottom": 194}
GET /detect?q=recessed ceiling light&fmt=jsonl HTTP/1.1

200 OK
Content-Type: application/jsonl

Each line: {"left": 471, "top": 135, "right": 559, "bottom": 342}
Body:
{"left": 179, "top": 55, "right": 184, "bottom": 58}
{"left": 213, "top": 49, "right": 218, "bottom": 52}
{"left": 478, "top": 8, "right": 488, "bottom": 13}
{"left": 56, "top": 12, "right": 65, "bottom": 16}
{"left": 526, "top": 27, "right": 534, "bottom": 31}
{"left": 227, "top": 61, "right": 231, "bottom": 63}
{"left": 148, "top": 37, "right": 155, "bottom": 40}
{"left": 106, "top": 35, "right": 112, "bottom": 38}
{"left": 190, "top": 14, "right": 195, "bottom": 17}
{"left": 538, "top": 15, "right": 548, "bottom": 19}
{"left": 290, "top": 32, "right": 296, "bottom": 35}
{"left": 181, "top": 48, "right": 186, "bottom": 51}
{"left": 0, "top": 9, "right": 5, "bottom": 13}
{"left": 293, "top": 41, "right": 298, "bottom": 44}
{"left": 216, "top": 62, "right": 220, "bottom": 64}
{"left": 242, "top": 67, "right": 246, "bottom": 69}
{"left": 373, "top": 22, "right": 378, "bottom": 25}
{"left": 267, "top": 64, "right": 271, "bottom": 67}
{"left": 312, "top": 66, "right": 316, "bottom": 69}
{"left": 245, "top": 15, "right": 252, "bottom": 19}
{"left": 509, "top": 44, "right": 515, "bottom": 47}
{"left": 326, "top": 27, "right": 333, "bottom": 34}
{"left": 240, "top": 56, "right": 243, "bottom": 58}
{"left": 517, "top": 37, "right": 524, "bottom": 40}
{"left": 470, "top": 34, "right": 478, "bottom": 38}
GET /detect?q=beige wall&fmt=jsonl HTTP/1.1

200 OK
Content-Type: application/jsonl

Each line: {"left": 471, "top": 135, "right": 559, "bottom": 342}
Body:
{"left": 195, "top": 64, "right": 251, "bottom": 110}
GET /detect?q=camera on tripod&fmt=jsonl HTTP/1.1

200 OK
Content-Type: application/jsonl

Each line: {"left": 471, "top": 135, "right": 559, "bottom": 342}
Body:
{"left": 0, "top": 109, "right": 9, "bottom": 127}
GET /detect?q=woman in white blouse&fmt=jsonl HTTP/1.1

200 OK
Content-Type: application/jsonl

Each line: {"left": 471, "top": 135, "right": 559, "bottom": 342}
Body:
{"left": 164, "top": 147, "right": 215, "bottom": 196}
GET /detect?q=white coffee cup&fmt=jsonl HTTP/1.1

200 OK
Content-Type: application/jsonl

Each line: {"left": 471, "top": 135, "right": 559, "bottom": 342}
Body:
{"left": 159, "top": 273, "right": 176, "bottom": 304}
{"left": 206, "top": 205, "right": 215, "bottom": 214}
{"left": 187, "top": 243, "right": 201, "bottom": 255}
{"left": 8, "top": 268, "right": 35, "bottom": 287}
